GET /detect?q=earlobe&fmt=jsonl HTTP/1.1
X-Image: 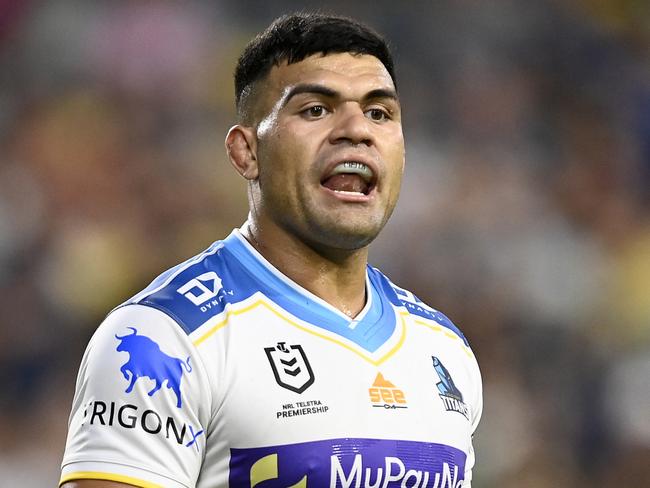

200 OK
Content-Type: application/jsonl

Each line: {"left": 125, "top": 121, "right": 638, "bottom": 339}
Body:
{"left": 225, "top": 125, "right": 259, "bottom": 180}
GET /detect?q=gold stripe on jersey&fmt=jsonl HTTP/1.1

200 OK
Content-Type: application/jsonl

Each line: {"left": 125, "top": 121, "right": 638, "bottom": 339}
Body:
{"left": 191, "top": 298, "right": 407, "bottom": 366}
{"left": 413, "top": 318, "right": 475, "bottom": 358}
{"left": 60, "top": 471, "right": 163, "bottom": 488}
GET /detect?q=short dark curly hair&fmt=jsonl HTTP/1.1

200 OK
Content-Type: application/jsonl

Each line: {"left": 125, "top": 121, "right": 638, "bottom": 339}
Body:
{"left": 234, "top": 13, "right": 396, "bottom": 123}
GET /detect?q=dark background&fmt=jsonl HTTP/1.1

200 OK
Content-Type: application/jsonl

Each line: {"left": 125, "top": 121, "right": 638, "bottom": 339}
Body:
{"left": 0, "top": 1, "right": 648, "bottom": 486}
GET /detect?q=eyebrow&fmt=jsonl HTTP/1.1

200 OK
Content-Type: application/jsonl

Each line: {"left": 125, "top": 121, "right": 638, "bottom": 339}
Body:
{"left": 280, "top": 83, "right": 399, "bottom": 108}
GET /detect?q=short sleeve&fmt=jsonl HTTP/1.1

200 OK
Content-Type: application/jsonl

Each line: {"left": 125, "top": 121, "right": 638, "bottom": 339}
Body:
{"left": 60, "top": 304, "right": 212, "bottom": 488}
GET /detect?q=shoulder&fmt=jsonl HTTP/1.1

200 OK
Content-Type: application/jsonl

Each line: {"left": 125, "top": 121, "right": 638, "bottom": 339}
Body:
{"left": 89, "top": 304, "right": 199, "bottom": 363}
{"left": 369, "top": 266, "right": 483, "bottom": 430}
{"left": 368, "top": 266, "right": 470, "bottom": 347}
{"left": 118, "top": 239, "right": 235, "bottom": 335}
{"left": 63, "top": 303, "right": 212, "bottom": 488}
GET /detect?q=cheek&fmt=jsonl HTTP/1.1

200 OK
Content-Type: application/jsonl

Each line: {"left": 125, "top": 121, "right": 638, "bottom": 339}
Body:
{"left": 384, "top": 154, "right": 405, "bottom": 203}
{"left": 263, "top": 124, "right": 306, "bottom": 166}
{"left": 257, "top": 141, "right": 302, "bottom": 205}
{"left": 384, "top": 138, "right": 406, "bottom": 178}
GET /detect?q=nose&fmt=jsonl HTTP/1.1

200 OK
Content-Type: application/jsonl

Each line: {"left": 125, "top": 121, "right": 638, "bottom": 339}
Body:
{"left": 328, "top": 103, "right": 374, "bottom": 146}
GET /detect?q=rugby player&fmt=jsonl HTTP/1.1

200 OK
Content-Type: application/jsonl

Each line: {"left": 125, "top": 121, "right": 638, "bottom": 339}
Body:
{"left": 60, "top": 13, "right": 482, "bottom": 488}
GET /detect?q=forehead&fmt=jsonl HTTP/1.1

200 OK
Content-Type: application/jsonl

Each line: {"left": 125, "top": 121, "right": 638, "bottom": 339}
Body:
{"left": 263, "top": 52, "right": 396, "bottom": 103}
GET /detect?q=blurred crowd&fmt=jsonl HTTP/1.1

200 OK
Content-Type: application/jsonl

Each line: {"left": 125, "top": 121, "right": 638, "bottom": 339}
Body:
{"left": 0, "top": 1, "right": 648, "bottom": 486}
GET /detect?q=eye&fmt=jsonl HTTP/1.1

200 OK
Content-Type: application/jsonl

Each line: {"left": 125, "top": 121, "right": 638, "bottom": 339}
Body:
{"left": 365, "top": 107, "right": 390, "bottom": 122}
{"left": 302, "top": 105, "right": 329, "bottom": 119}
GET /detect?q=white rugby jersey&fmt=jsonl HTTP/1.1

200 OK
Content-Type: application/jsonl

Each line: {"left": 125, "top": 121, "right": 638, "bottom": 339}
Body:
{"left": 60, "top": 229, "right": 482, "bottom": 488}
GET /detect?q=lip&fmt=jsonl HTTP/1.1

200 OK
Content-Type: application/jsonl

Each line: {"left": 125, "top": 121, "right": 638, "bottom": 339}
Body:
{"left": 319, "top": 154, "right": 380, "bottom": 200}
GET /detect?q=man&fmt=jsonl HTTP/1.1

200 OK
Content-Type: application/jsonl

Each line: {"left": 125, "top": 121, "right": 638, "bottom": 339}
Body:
{"left": 60, "top": 13, "right": 482, "bottom": 488}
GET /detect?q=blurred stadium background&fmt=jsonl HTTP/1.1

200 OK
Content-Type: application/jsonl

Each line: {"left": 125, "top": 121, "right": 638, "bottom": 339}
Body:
{"left": 0, "top": 0, "right": 648, "bottom": 486}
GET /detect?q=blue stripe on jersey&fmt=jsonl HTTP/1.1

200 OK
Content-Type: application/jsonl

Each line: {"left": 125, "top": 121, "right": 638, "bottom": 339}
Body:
{"left": 222, "top": 233, "right": 395, "bottom": 353}
{"left": 130, "top": 231, "right": 396, "bottom": 353}
{"left": 128, "top": 240, "right": 225, "bottom": 304}
{"left": 128, "top": 230, "right": 468, "bottom": 349}
{"left": 382, "top": 274, "right": 469, "bottom": 347}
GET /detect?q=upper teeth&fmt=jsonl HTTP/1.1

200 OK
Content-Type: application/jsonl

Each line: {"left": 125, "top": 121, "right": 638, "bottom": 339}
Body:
{"left": 330, "top": 161, "right": 373, "bottom": 181}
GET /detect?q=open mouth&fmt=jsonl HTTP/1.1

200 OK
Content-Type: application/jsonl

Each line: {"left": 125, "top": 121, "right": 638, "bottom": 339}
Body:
{"left": 320, "top": 161, "right": 376, "bottom": 196}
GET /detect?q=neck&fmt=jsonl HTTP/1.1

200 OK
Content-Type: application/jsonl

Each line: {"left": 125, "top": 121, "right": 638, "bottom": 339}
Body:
{"left": 241, "top": 220, "right": 369, "bottom": 318}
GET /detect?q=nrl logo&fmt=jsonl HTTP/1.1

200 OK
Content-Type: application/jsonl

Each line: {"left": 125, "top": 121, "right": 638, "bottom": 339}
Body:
{"left": 265, "top": 342, "right": 315, "bottom": 394}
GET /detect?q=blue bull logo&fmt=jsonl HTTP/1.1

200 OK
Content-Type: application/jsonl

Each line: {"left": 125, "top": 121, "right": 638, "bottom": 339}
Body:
{"left": 115, "top": 327, "right": 192, "bottom": 408}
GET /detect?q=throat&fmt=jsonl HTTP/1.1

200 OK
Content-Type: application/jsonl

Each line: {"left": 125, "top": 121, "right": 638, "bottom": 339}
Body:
{"left": 338, "top": 291, "right": 368, "bottom": 319}
{"left": 240, "top": 221, "right": 369, "bottom": 317}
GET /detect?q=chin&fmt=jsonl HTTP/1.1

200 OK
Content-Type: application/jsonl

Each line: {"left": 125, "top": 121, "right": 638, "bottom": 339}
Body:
{"left": 307, "top": 219, "right": 385, "bottom": 251}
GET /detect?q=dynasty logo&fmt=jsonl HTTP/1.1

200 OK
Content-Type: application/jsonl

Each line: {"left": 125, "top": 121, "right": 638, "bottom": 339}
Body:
{"left": 176, "top": 271, "right": 234, "bottom": 313}
{"left": 432, "top": 356, "right": 469, "bottom": 419}
{"left": 177, "top": 271, "right": 222, "bottom": 306}
{"left": 265, "top": 342, "right": 315, "bottom": 394}
{"left": 368, "top": 372, "right": 408, "bottom": 409}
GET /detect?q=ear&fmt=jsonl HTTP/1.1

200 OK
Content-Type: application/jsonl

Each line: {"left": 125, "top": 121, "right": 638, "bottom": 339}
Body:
{"left": 225, "top": 125, "right": 259, "bottom": 180}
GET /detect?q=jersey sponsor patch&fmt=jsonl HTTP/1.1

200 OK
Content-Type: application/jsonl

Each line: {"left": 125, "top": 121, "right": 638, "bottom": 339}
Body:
{"left": 369, "top": 372, "right": 408, "bottom": 410}
{"left": 176, "top": 271, "right": 223, "bottom": 306}
{"left": 432, "top": 357, "right": 469, "bottom": 420}
{"left": 80, "top": 400, "right": 205, "bottom": 452}
{"left": 115, "top": 327, "right": 192, "bottom": 408}
{"left": 229, "top": 438, "right": 467, "bottom": 487}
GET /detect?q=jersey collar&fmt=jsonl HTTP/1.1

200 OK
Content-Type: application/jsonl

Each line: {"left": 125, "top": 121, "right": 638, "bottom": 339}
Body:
{"left": 223, "top": 229, "right": 396, "bottom": 353}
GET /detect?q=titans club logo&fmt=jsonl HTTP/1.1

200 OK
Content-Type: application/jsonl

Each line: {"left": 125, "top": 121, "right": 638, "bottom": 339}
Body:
{"left": 432, "top": 356, "right": 469, "bottom": 419}
{"left": 265, "top": 342, "right": 315, "bottom": 394}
